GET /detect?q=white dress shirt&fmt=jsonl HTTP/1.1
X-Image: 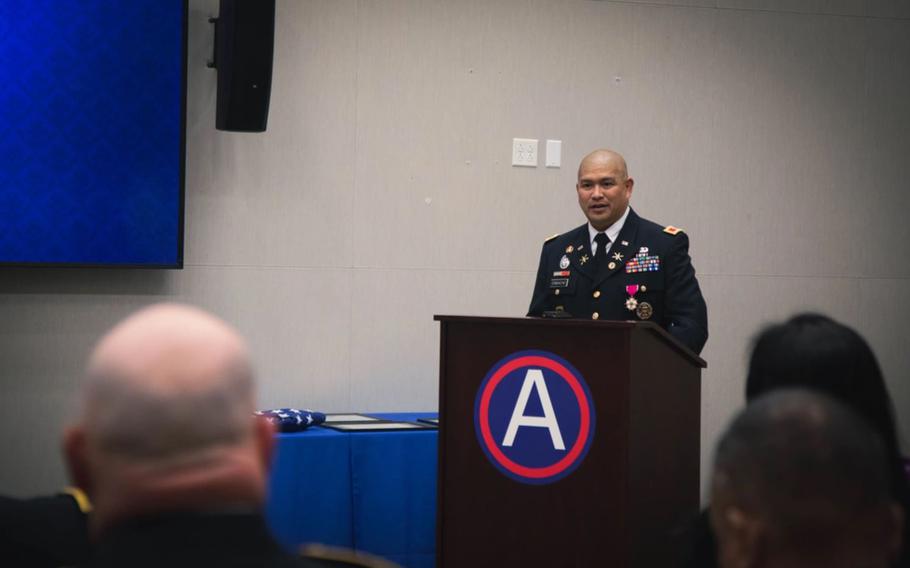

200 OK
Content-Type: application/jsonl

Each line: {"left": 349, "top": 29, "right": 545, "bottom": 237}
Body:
{"left": 587, "top": 206, "right": 630, "bottom": 257}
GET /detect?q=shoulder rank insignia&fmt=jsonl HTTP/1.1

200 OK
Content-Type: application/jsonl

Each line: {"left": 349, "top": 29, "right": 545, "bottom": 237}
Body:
{"left": 663, "top": 225, "right": 683, "bottom": 235}
{"left": 544, "top": 233, "right": 559, "bottom": 243}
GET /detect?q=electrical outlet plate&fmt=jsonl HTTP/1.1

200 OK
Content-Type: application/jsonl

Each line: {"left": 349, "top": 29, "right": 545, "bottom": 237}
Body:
{"left": 512, "top": 138, "right": 538, "bottom": 167}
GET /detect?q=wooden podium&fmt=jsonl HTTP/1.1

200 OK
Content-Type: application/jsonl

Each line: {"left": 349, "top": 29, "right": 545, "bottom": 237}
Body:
{"left": 434, "top": 316, "right": 706, "bottom": 568}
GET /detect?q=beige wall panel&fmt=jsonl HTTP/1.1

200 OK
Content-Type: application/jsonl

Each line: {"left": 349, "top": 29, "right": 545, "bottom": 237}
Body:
{"left": 0, "top": 290, "right": 168, "bottom": 396}
{"left": 167, "top": 266, "right": 354, "bottom": 411}
{"left": 859, "top": 18, "right": 910, "bottom": 277}
{"left": 455, "top": 0, "right": 629, "bottom": 267}
{"left": 619, "top": 0, "right": 716, "bottom": 7}
{"left": 185, "top": 0, "right": 359, "bottom": 268}
{"left": 352, "top": 0, "right": 718, "bottom": 272}
{"left": 583, "top": 4, "right": 716, "bottom": 236}
{"left": 698, "top": 10, "right": 869, "bottom": 277}
{"left": 347, "top": 268, "right": 531, "bottom": 410}
{"left": 866, "top": 0, "right": 910, "bottom": 18}
{"left": 0, "top": 392, "right": 75, "bottom": 497}
{"left": 716, "top": 0, "right": 864, "bottom": 16}
{"left": 350, "top": 0, "right": 578, "bottom": 273}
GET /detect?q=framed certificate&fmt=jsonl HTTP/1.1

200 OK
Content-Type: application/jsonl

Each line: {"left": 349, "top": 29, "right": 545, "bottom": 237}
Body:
{"left": 322, "top": 421, "right": 436, "bottom": 432}
{"left": 323, "top": 413, "right": 380, "bottom": 423}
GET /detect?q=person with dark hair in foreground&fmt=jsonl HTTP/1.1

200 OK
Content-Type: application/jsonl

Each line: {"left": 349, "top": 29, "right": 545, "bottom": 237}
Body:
{"left": 681, "top": 313, "right": 910, "bottom": 567}
{"left": 745, "top": 313, "right": 910, "bottom": 565}
{"left": 745, "top": 313, "right": 905, "bottom": 485}
{"left": 710, "top": 389, "right": 903, "bottom": 568}
{"left": 62, "top": 303, "right": 329, "bottom": 568}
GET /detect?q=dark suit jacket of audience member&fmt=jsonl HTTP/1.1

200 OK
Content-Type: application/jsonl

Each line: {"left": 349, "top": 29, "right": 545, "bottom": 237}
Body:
{"left": 0, "top": 492, "right": 90, "bottom": 568}
{"left": 82, "top": 511, "right": 332, "bottom": 568}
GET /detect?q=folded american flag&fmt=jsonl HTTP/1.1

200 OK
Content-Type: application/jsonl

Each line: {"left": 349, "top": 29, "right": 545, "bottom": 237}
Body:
{"left": 255, "top": 408, "right": 326, "bottom": 432}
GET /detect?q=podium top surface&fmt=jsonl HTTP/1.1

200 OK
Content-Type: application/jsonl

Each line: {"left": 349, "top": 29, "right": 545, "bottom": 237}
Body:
{"left": 433, "top": 315, "right": 706, "bottom": 368}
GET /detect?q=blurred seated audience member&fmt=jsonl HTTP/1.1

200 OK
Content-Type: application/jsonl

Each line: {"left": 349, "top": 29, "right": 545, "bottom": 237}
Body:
{"left": 681, "top": 313, "right": 910, "bottom": 567}
{"left": 746, "top": 313, "right": 908, "bottom": 491}
{"left": 0, "top": 488, "right": 90, "bottom": 567}
{"left": 710, "top": 389, "right": 904, "bottom": 568}
{"left": 62, "top": 303, "right": 330, "bottom": 568}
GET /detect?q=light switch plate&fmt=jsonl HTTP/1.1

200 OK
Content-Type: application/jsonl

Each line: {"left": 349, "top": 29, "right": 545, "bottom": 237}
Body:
{"left": 546, "top": 139, "right": 561, "bottom": 168}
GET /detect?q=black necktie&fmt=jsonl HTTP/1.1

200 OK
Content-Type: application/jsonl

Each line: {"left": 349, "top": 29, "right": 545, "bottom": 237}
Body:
{"left": 593, "top": 232, "right": 610, "bottom": 278}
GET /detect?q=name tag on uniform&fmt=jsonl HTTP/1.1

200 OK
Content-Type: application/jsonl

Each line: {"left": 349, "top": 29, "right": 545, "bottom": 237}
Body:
{"left": 549, "top": 278, "right": 569, "bottom": 288}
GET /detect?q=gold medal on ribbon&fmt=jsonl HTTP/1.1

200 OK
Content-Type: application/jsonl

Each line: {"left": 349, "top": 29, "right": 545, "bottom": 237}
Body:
{"left": 636, "top": 301, "right": 653, "bottom": 320}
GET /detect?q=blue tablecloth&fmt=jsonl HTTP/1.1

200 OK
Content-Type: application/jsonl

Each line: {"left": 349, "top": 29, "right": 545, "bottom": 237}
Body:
{"left": 266, "top": 412, "right": 437, "bottom": 568}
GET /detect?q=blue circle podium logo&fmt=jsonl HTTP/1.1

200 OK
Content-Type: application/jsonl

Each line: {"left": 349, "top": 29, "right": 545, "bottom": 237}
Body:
{"left": 474, "top": 350, "right": 596, "bottom": 484}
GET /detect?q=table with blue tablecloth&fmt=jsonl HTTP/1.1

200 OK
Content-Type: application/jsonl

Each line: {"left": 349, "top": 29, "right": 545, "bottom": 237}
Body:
{"left": 265, "top": 412, "right": 437, "bottom": 568}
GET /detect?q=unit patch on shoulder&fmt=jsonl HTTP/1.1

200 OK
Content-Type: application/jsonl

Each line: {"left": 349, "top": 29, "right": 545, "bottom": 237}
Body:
{"left": 544, "top": 233, "right": 560, "bottom": 243}
{"left": 663, "top": 225, "right": 683, "bottom": 235}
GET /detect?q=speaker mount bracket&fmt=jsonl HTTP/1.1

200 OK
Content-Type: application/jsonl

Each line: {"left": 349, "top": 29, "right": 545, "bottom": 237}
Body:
{"left": 206, "top": 16, "right": 218, "bottom": 69}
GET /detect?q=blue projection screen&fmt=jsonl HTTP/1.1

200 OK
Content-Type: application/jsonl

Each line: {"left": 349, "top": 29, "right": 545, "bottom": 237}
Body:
{"left": 0, "top": 0, "right": 186, "bottom": 267}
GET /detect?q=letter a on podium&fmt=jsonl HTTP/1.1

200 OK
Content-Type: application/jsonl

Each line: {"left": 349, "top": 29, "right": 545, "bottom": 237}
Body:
{"left": 502, "top": 369, "right": 566, "bottom": 451}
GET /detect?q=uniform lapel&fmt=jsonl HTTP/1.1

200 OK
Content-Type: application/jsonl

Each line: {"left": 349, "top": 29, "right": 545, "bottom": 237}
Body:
{"left": 565, "top": 225, "right": 594, "bottom": 280}
{"left": 593, "top": 209, "right": 640, "bottom": 287}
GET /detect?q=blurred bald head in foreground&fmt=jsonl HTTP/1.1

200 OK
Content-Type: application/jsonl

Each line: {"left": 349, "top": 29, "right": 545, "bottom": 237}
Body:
{"left": 63, "top": 303, "right": 273, "bottom": 536}
{"left": 710, "top": 389, "right": 903, "bottom": 568}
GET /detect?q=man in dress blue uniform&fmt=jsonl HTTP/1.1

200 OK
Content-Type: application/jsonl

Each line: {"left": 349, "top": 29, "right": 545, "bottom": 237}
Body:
{"left": 528, "top": 149, "right": 708, "bottom": 354}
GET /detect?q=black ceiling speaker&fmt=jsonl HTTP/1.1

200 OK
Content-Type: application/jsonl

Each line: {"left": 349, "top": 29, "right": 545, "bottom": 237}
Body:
{"left": 211, "top": 0, "right": 275, "bottom": 132}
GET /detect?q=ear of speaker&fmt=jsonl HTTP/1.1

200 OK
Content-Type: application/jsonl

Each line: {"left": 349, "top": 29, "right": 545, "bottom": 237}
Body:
{"left": 214, "top": 0, "right": 276, "bottom": 132}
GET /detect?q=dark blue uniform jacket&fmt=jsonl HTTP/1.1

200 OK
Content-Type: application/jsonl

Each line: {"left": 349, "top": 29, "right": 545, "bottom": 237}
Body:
{"left": 527, "top": 208, "right": 708, "bottom": 354}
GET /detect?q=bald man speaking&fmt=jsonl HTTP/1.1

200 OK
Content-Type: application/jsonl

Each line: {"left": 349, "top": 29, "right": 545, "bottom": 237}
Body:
{"left": 528, "top": 149, "right": 708, "bottom": 354}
